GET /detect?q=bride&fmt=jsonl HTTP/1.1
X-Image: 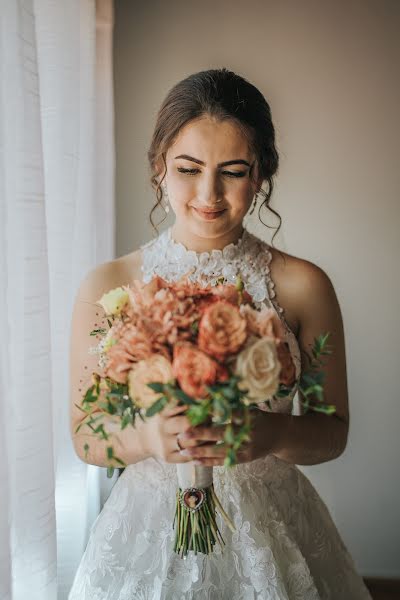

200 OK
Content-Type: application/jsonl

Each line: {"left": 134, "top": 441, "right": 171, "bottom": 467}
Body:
{"left": 68, "top": 67, "right": 372, "bottom": 599}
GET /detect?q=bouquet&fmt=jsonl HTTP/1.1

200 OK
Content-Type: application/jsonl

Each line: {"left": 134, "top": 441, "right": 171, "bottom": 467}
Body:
{"left": 75, "top": 274, "right": 335, "bottom": 558}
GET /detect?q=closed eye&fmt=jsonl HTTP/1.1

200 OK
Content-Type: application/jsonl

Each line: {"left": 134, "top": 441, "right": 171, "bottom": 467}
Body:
{"left": 177, "top": 167, "right": 246, "bottom": 178}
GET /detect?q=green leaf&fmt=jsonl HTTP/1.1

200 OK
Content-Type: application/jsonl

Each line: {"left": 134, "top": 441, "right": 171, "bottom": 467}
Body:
{"left": 120, "top": 414, "right": 132, "bottom": 429}
{"left": 186, "top": 403, "right": 210, "bottom": 426}
{"left": 90, "top": 328, "right": 107, "bottom": 336}
{"left": 212, "top": 394, "right": 230, "bottom": 423}
{"left": 146, "top": 382, "right": 165, "bottom": 393}
{"left": 300, "top": 373, "right": 318, "bottom": 387}
{"left": 173, "top": 387, "right": 197, "bottom": 405}
{"left": 308, "top": 403, "right": 336, "bottom": 415}
{"left": 113, "top": 455, "right": 127, "bottom": 467}
{"left": 93, "top": 424, "right": 109, "bottom": 440}
{"left": 83, "top": 385, "right": 98, "bottom": 403}
{"left": 103, "top": 400, "right": 116, "bottom": 414}
{"left": 106, "top": 466, "right": 115, "bottom": 478}
{"left": 224, "top": 424, "right": 235, "bottom": 445}
{"left": 106, "top": 446, "right": 114, "bottom": 460}
{"left": 311, "top": 371, "right": 326, "bottom": 385}
{"left": 145, "top": 395, "right": 168, "bottom": 417}
{"left": 137, "top": 410, "right": 146, "bottom": 422}
{"left": 83, "top": 443, "right": 89, "bottom": 458}
{"left": 219, "top": 385, "right": 237, "bottom": 401}
{"left": 226, "top": 447, "right": 237, "bottom": 467}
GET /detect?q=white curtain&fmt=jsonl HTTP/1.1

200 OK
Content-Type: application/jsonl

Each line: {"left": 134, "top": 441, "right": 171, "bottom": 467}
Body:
{"left": 0, "top": 1, "right": 115, "bottom": 598}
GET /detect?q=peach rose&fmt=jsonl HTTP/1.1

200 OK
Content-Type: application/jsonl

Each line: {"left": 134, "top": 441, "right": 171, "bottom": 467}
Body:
{"left": 210, "top": 284, "right": 253, "bottom": 307}
{"left": 241, "top": 304, "right": 286, "bottom": 341}
{"left": 234, "top": 336, "right": 281, "bottom": 403}
{"left": 168, "top": 277, "right": 215, "bottom": 299}
{"left": 104, "top": 322, "right": 167, "bottom": 384}
{"left": 172, "top": 342, "right": 224, "bottom": 399}
{"left": 276, "top": 340, "right": 297, "bottom": 386}
{"left": 198, "top": 300, "right": 247, "bottom": 360}
{"left": 128, "top": 354, "right": 174, "bottom": 409}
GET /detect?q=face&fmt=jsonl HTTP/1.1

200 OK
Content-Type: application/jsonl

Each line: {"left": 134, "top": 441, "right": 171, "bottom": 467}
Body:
{"left": 160, "top": 115, "right": 263, "bottom": 249}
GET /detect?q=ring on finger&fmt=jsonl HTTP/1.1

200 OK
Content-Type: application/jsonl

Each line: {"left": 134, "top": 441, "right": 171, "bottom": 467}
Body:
{"left": 175, "top": 434, "right": 183, "bottom": 452}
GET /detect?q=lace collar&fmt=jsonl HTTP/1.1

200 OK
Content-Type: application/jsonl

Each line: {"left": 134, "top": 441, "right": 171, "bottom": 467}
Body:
{"left": 140, "top": 226, "right": 273, "bottom": 307}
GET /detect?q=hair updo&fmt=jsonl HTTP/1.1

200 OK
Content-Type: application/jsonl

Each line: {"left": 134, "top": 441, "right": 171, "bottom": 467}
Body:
{"left": 147, "top": 67, "right": 282, "bottom": 248}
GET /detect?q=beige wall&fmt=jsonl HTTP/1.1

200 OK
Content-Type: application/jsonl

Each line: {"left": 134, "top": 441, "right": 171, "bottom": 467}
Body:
{"left": 113, "top": 0, "right": 400, "bottom": 577}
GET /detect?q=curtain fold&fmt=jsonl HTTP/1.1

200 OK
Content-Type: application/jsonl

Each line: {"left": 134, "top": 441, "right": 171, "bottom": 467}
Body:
{"left": 0, "top": 1, "right": 115, "bottom": 598}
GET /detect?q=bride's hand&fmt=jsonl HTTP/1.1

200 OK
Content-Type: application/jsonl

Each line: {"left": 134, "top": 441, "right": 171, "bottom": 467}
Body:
{"left": 141, "top": 402, "right": 196, "bottom": 464}
{"left": 176, "top": 410, "right": 283, "bottom": 466}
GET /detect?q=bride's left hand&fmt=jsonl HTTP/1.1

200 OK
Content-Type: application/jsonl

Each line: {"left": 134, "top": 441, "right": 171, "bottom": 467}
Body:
{"left": 177, "top": 409, "right": 284, "bottom": 466}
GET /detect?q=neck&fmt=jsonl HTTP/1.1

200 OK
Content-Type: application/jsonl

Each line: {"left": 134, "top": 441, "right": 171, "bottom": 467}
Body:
{"left": 170, "top": 222, "right": 245, "bottom": 253}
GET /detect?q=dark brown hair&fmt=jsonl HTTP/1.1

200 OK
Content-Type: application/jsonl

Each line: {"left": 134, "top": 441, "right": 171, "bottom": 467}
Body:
{"left": 147, "top": 67, "right": 283, "bottom": 250}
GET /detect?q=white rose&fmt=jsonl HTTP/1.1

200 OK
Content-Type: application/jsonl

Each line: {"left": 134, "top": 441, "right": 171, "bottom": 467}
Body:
{"left": 234, "top": 337, "right": 281, "bottom": 403}
{"left": 98, "top": 286, "right": 129, "bottom": 316}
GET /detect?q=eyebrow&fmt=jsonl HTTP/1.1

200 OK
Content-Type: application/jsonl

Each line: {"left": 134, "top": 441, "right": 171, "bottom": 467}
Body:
{"left": 174, "top": 154, "right": 252, "bottom": 168}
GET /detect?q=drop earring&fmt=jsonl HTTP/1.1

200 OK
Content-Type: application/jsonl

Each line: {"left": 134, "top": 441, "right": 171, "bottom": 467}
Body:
{"left": 162, "top": 183, "right": 170, "bottom": 214}
{"left": 249, "top": 191, "right": 260, "bottom": 216}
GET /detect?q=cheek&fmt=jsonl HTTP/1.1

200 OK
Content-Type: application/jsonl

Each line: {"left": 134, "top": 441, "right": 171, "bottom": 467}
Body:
{"left": 167, "top": 177, "right": 195, "bottom": 211}
{"left": 229, "top": 192, "right": 254, "bottom": 215}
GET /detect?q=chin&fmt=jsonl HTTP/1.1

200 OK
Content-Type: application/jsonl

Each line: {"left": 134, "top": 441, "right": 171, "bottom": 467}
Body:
{"left": 189, "top": 217, "right": 242, "bottom": 240}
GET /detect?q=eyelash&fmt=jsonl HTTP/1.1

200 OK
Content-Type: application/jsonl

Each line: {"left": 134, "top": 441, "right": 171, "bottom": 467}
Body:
{"left": 177, "top": 167, "right": 246, "bottom": 178}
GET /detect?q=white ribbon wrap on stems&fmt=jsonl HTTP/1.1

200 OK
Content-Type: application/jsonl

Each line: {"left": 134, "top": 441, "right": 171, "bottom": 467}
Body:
{"left": 176, "top": 462, "right": 213, "bottom": 489}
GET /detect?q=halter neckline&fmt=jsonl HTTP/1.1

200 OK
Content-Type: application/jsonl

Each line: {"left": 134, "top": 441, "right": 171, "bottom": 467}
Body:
{"left": 166, "top": 226, "right": 250, "bottom": 257}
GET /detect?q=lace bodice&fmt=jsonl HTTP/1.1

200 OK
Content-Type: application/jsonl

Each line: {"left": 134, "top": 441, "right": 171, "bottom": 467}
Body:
{"left": 140, "top": 226, "right": 302, "bottom": 415}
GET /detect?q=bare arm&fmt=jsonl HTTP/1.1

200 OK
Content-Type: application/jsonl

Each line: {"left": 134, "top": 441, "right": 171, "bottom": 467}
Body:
{"left": 69, "top": 261, "right": 151, "bottom": 469}
{"left": 271, "top": 261, "right": 349, "bottom": 465}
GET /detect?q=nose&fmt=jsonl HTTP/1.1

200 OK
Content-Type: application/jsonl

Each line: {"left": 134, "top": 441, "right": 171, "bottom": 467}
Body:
{"left": 197, "top": 171, "right": 222, "bottom": 206}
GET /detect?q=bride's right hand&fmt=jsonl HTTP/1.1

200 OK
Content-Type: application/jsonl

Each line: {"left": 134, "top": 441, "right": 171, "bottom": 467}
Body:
{"left": 140, "top": 402, "right": 195, "bottom": 464}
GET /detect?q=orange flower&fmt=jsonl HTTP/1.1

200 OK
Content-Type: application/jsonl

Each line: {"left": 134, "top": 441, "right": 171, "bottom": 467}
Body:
{"left": 196, "top": 293, "right": 220, "bottom": 315}
{"left": 104, "top": 322, "right": 169, "bottom": 383}
{"left": 128, "top": 354, "right": 174, "bottom": 409}
{"left": 198, "top": 300, "right": 247, "bottom": 360}
{"left": 276, "top": 340, "right": 297, "bottom": 386}
{"left": 172, "top": 342, "right": 222, "bottom": 399}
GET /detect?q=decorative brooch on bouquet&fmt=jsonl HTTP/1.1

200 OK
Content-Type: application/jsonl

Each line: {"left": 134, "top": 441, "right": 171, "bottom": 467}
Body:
{"left": 75, "top": 275, "right": 335, "bottom": 558}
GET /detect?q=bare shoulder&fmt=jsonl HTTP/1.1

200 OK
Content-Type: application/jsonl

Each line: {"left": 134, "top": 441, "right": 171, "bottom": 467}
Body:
{"left": 267, "top": 245, "right": 336, "bottom": 337}
{"left": 76, "top": 248, "right": 143, "bottom": 302}
{"left": 269, "top": 245, "right": 349, "bottom": 425}
{"left": 69, "top": 248, "right": 145, "bottom": 436}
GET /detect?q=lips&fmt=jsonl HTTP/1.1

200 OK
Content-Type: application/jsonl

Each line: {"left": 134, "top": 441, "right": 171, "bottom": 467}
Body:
{"left": 193, "top": 207, "right": 225, "bottom": 213}
{"left": 192, "top": 206, "right": 226, "bottom": 221}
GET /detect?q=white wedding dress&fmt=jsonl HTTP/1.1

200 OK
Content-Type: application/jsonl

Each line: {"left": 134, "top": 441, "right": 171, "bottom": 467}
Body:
{"left": 68, "top": 227, "right": 372, "bottom": 600}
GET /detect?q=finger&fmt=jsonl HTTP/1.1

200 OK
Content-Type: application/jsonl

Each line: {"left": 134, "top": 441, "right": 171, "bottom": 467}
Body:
{"left": 180, "top": 442, "right": 227, "bottom": 460}
{"left": 180, "top": 425, "right": 225, "bottom": 443}
{"left": 164, "top": 414, "right": 193, "bottom": 435}
{"left": 192, "top": 447, "right": 250, "bottom": 466}
{"left": 175, "top": 435, "right": 209, "bottom": 451}
{"left": 169, "top": 438, "right": 197, "bottom": 463}
{"left": 171, "top": 451, "right": 196, "bottom": 464}
{"left": 161, "top": 403, "right": 188, "bottom": 418}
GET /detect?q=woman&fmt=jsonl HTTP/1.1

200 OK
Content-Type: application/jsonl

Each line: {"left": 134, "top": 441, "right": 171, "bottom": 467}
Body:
{"left": 68, "top": 68, "right": 372, "bottom": 599}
